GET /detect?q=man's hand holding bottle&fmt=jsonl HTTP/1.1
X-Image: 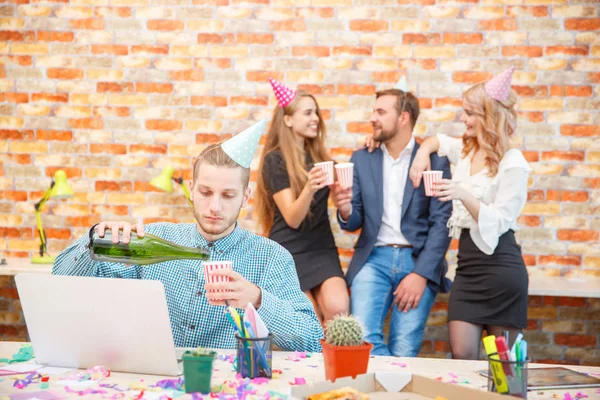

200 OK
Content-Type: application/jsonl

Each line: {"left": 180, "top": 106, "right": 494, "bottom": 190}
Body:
{"left": 95, "top": 221, "right": 145, "bottom": 244}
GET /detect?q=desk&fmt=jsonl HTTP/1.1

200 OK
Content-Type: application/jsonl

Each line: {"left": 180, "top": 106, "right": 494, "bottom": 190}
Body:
{"left": 1, "top": 342, "right": 600, "bottom": 399}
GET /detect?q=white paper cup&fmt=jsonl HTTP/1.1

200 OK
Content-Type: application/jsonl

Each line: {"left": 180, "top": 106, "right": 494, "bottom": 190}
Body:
{"left": 203, "top": 260, "right": 233, "bottom": 292}
{"left": 335, "top": 162, "right": 354, "bottom": 189}
{"left": 423, "top": 171, "right": 443, "bottom": 197}
{"left": 314, "top": 161, "right": 334, "bottom": 185}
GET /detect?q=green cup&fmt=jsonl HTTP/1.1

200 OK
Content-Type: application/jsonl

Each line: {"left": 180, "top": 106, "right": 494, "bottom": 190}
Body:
{"left": 182, "top": 350, "right": 216, "bottom": 394}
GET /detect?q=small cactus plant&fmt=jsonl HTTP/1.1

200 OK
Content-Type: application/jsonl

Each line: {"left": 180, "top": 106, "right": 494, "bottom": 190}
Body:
{"left": 325, "top": 314, "right": 364, "bottom": 347}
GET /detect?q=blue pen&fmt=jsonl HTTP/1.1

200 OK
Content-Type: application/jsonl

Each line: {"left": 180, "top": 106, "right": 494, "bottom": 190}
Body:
{"left": 225, "top": 311, "right": 241, "bottom": 334}
{"left": 244, "top": 321, "right": 270, "bottom": 372}
{"left": 520, "top": 340, "right": 527, "bottom": 362}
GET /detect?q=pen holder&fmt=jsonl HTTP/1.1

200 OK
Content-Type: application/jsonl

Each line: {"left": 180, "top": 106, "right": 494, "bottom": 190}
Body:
{"left": 235, "top": 333, "right": 273, "bottom": 379}
{"left": 182, "top": 350, "right": 216, "bottom": 394}
{"left": 487, "top": 353, "right": 529, "bottom": 399}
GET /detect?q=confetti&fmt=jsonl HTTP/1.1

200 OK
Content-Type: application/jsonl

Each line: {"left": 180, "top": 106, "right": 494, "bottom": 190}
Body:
{"left": 391, "top": 362, "right": 406, "bottom": 367}
{"left": 575, "top": 393, "right": 588, "bottom": 399}
{"left": 289, "top": 377, "right": 306, "bottom": 386}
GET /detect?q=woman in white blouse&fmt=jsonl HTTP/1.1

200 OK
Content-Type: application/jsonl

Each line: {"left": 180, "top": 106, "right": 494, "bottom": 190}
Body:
{"left": 408, "top": 67, "right": 531, "bottom": 360}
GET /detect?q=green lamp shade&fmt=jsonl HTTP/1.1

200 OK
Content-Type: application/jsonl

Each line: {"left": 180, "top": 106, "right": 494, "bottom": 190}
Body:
{"left": 150, "top": 166, "right": 175, "bottom": 193}
{"left": 50, "top": 170, "right": 74, "bottom": 199}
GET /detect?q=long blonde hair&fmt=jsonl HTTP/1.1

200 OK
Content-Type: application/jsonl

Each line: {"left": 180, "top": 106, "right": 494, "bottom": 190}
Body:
{"left": 255, "top": 91, "right": 331, "bottom": 235}
{"left": 462, "top": 83, "right": 518, "bottom": 177}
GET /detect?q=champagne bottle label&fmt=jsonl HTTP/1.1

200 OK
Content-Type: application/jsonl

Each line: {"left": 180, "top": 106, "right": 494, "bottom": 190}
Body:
{"left": 88, "top": 224, "right": 210, "bottom": 266}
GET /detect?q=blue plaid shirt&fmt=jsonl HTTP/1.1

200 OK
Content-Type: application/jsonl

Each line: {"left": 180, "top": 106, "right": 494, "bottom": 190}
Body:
{"left": 53, "top": 223, "right": 324, "bottom": 352}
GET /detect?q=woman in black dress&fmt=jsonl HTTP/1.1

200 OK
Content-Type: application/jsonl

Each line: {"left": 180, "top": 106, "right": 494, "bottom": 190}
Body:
{"left": 408, "top": 67, "right": 531, "bottom": 359}
{"left": 256, "top": 79, "right": 349, "bottom": 324}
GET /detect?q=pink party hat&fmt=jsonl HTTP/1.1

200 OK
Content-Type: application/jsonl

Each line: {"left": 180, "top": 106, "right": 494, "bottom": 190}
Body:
{"left": 484, "top": 66, "right": 515, "bottom": 101}
{"left": 269, "top": 77, "right": 296, "bottom": 108}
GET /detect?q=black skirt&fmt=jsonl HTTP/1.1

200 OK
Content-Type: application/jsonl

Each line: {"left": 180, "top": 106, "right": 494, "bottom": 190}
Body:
{"left": 448, "top": 229, "right": 528, "bottom": 329}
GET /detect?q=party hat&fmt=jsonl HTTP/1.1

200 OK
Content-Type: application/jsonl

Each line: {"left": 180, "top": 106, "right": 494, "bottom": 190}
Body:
{"left": 484, "top": 66, "right": 514, "bottom": 102}
{"left": 221, "top": 118, "right": 268, "bottom": 168}
{"left": 269, "top": 77, "right": 296, "bottom": 108}
{"left": 395, "top": 76, "right": 408, "bottom": 91}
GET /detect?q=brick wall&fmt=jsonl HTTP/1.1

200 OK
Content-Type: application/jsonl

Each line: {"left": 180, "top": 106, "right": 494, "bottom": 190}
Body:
{"left": 0, "top": 0, "right": 598, "bottom": 361}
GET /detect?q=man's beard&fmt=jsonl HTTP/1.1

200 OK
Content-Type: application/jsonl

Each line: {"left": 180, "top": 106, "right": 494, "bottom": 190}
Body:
{"left": 193, "top": 205, "right": 242, "bottom": 237}
{"left": 373, "top": 121, "right": 398, "bottom": 142}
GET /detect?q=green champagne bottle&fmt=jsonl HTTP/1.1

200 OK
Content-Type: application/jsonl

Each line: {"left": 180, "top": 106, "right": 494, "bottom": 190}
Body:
{"left": 88, "top": 226, "right": 210, "bottom": 265}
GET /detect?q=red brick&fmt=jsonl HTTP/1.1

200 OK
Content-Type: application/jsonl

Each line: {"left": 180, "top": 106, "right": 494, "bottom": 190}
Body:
{"left": 0, "top": 288, "right": 19, "bottom": 300}
{"left": 296, "top": 7, "right": 334, "bottom": 18}
{"left": 452, "top": 72, "right": 493, "bottom": 84}
{"left": 129, "top": 144, "right": 168, "bottom": 154}
{"left": 527, "top": 190, "right": 544, "bottom": 201}
{"left": 246, "top": 71, "right": 283, "bottom": 82}
{"left": 67, "top": 118, "right": 103, "bottom": 129}
{"left": 0, "top": 228, "right": 33, "bottom": 239}
{"left": 513, "top": 86, "right": 548, "bottom": 97}
{"left": 292, "top": 46, "right": 330, "bottom": 57}
{"left": 398, "top": 59, "right": 437, "bottom": 70}
{"left": 32, "top": 93, "right": 68, "bottom": 103}
{"left": 95, "top": 7, "right": 132, "bottom": 18}
{"left": 69, "top": 19, "right": 104, "bottom": 30}
{"left": 93, "top": 107, "right": 130, "bottom": 117}
{"left": 558, "top": 297, "right": 587, "bottom": 307}
{"left": 442, "top": 33, "right": 482, "bottom": 45}
{"left": 147, "top": 20, "right": 184, "bottom": 31}
{"left": 583, "top": 178, "right": 600, "bottom": 189}
{"left": 434, "top": 98, "right": 462, "bottom": 108}
{"left": 337, "top": 84, "right": 376, "bottom": 96}
{"left": 37, "top": 31, "right": 74, "bottom": 42}
{"left": 518, "top": 216, "right": 541, "bottom": 227}
{"left": 538, "top": 255, "right": 582, "bottom": 267}
{"left": 350, "top": 20, "right": 388, "bottom": 32}
{"left": 529, "top": 296, "right": 543, "bottom": 307}
{"left": 133, "top": 182, "right": 164, "bottom": 192}
{"left": 546, "top": 45, "right": 589, "bottom": 56}
{"left": 346, "top": 122, "right": 372, "bottom": 134}
{"left": 522, "top": 151, "right": 539, "bottom": 162}
{"left": 565, "top": 86, "right": 593, "bottom": 97}
{"left": 131, "top": 45, "right": 169, "bottom": 55}
{"left": 145, "top": 120, "right": 181, "bottom": 131}
{"left": 550, "top": 85, "right": 564, "bottom": 97}
{"left": 371, "top": 71, "right": 402, "bottom": 83}
{"left": 527, "top": 320, "right": 538, "bottom": 330}
{"left": 523, "top": 255, "right": 536, "bottom": 266}
{"left": 168, "top": 70, "right": 204, "bottom": 81}
{"left": 230, "top": 96, "right": 268, "bottom": 106}
{"left": 36, "top": 130, "right": 72, "bottom": 141}
{"left": 197, "top": 33, "right": 234, "bottom": 44}
{"left": 95, "top": 181, "right": 132, "bottom": 192}
{"left": 6, "top": 154, "right": 30, "bottom": 164}
{"left": 270, "top": 20, "right": 306, "bottom": 32}
{"left": 0, "top": 191, "right": 27, "bottom": 201}
{"left": 4, "top": 93, "right": 29, "bottom": 103}
{"left": 236, "top": 33, "right": 274, "bottom": 44}
{"left": 502, "top": 46, "right": 543, "bottom": 57}
{"left": 0, "top": 31, "right": 33, "bottom": 41}
{"left": 588, "top": 72, "right": 600, "bottom": 83}
{"left": 191, "top": 96, "right": 228, "bottom": 107}
{"left": 196, "top": 134, "right": 229, "bottom": 144}
{"left": 434, "top": 341, "right": 451, "bottom": 352}
{"left": 555, "top": 334, "right": 597, "bottom": 347}
{"left": 417, "top": 98, "right": 432, "bottom": 109}
{"left": 92, "top": 44, "right": 128, "bottom": 55}
{"left": 403, "top": 34, "right": 440, "bottom": 45}
{"left": 541, "top": 151, "right": 585, "bottom": 162}
{"left": 136, "top": 82, "right": 172, "bottom": 93}
{"left": 521, "top": 112, "right": 544, "bottom": 123}
{"left": 6, "top": 56, "right": 32, "bottom": 67}
{"left": 42, "top": 228, "right": 71, "bottom": 239}
{"left": 560, "top": 125, "right": 600, "bottom": 137}
{"left": 47, "top": 68, "right": 83, "bottom": 80}
{"left": 507, "top": 6, "right": 548, "bottom": 17}
{"left": 92, "top": 205, "right": 130, "bottom": 216}
{"left": 45, "top": 166, "right": 82, "bottom": 178}
{"left": 565, "top": 18, "right": 600, "bottom": 31}
{"left": 543, "top": 296, "right": 558, "bottom": 306}
{"left": 478, "top": 19, "right": 518, "bottom": 31}
{"left": 547, "top": 190, "right": 588, "bottom": 202}
{"left": 330, "top": 148, "right": 354, "bottom": 159}
{"left": 332, "top": 46, "right": 372, "bottom": 56}
{"left": 97, "top": 82, "right": 133, "bottom": 93}
{"left": 192, "top": 0, "right": 228, "bottom": 4}
{"left": 0, "top": 130, "right": 33, "bottom": 140}
{"left": 66, "top": 216, "right": 101, "bottom": 227}
{"left": 91, "top": 144, "right": 126, "bottom": 154}
{"left": 557, "top": 230, "right": 599, "bottom": 242}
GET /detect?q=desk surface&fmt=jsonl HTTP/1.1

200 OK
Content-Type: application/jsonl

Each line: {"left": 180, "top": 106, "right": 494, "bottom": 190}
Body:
{"left": 1, "top": 342, "right": 600, "bottom": 399}
{"left": 2, "top": 257, "right": 600, "bottom": 298}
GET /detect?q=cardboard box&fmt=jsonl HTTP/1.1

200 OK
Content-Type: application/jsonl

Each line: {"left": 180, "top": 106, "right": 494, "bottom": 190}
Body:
{"left": 290, "top": 372, "right": 513, "bottom": 400}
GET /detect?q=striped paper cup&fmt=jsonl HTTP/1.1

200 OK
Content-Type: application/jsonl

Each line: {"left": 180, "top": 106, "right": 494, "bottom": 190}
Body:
{"left": 314, "top": 161, "right": 334, "bottom": 185}
{"left": 203, "top": 260, "right": 233, "bottom": 292}
{"left": 335, "top": 162, "right": 354, "bottom": 189}
{"left": 423, "top": 171, "right": 443, "bottom": 197}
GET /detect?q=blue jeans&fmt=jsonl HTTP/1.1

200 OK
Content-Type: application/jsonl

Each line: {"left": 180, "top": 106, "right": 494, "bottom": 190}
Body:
{"left": 350, "top": 246, "right": 436, "bottom": 357}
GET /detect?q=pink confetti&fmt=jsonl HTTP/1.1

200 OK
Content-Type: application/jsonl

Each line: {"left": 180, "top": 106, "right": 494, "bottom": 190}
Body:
{"left": 294, "top": 351, "right": 307, "bottom": 359}
{"left": 449, "top": 373, "right": 458, "bottom": 379}
{"left": 251, "top": 377, "right": 270, "bottom": 385}
{"left": 575, "top": 393, "right": 588, "bottom": 399}
{"left": 289, "top": 377, "right": 307, "bottom": 385}
{"left": 392, "top": 362, "right": 406, "bottom": 367}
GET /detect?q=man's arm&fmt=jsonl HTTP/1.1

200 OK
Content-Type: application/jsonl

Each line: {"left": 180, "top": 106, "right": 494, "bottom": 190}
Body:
{"left": 412, "top": 155, "right": 453, "bottom": 285}
{"left": 53, "top": 227, "right": 142, "bottom": 279}
{"left": 336, "top": 152, "right": 364, "bottom": 232}
{"left": 256, "top": 246, "right": 324, "bottom": 353}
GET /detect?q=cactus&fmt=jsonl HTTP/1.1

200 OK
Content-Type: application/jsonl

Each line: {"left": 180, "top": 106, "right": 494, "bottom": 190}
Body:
{"left": 325, "top": 314, "right": 364, "bottom": 347}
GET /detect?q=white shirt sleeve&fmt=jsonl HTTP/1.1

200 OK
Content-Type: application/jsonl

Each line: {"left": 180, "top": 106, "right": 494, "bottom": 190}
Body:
{"left": 471, "top": 151, "right": 531, "bottom": 255}
{"left": 436, "top": 133, "right": 463, "bottom": 166}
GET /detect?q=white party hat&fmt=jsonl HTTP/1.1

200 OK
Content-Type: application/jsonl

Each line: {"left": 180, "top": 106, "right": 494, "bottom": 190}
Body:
{"left": 221, "top": 119, "right": 268, "bottom": 168}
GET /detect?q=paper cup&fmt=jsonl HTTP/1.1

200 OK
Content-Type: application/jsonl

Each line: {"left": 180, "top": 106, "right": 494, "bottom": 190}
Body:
{"left": 314, "top": 161, "right": 334, "bottom": 185}
{"left": 423, "top": 171, "right": 443, "bottom": 197}
{"left": 203, "top": 261, "right": 233, "bottom": 292}
{"left": 334, "top": 162, "right": 354, "bottom": 189}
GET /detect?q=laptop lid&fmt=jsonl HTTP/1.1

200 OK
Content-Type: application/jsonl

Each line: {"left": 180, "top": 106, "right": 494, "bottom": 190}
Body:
{"left": 15, "top": 273, "right": 181, "bottom": 376}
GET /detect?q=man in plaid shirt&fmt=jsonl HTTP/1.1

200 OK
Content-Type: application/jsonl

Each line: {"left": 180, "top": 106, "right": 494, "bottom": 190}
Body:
{"left": 53, "top": 125, "right": 324, "bottom": 352}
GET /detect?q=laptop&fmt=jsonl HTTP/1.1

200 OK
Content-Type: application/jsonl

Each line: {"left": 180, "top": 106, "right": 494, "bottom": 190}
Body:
{"left": 15, "top": 273, "right": 183, "bottom": 376}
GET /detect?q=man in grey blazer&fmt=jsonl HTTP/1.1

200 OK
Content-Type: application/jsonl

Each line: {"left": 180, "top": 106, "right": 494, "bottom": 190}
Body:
{"left": 332, "top": 88, "right": 452, "bottom": 357}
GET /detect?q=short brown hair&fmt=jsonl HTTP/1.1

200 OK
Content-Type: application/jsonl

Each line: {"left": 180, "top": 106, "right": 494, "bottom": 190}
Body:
{"left": 375, "top": 88, "right": 420, "bottom": 129}
{"left": 193, "top": 143, "right": 250, "bottom": 188}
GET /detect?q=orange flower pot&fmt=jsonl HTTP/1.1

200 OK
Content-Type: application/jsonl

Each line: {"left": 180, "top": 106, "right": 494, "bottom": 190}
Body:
{"left": 320, "top": 339, "right": 373, "bottom": 382}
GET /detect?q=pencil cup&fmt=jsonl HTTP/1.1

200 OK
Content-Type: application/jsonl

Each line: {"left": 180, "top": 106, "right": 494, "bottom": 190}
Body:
{"left": 182, "top": 350, "right": 216, "bottom": 394}
{"left": 235, "top": 333, "right": 273, "bottom": 379}
{"left": 314, "top": 161, "right": 334, "bottom": 185}
{"left": 423, "top": 171, "right": 443, "bottom": 197}
{"left": 487, "top": 353, "right": 529, "bottom": 399}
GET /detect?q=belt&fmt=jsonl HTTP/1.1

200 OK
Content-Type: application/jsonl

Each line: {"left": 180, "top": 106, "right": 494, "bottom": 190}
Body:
{"left": 383, "top": 244, "right": 412, "bottom": 249}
